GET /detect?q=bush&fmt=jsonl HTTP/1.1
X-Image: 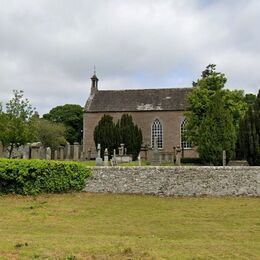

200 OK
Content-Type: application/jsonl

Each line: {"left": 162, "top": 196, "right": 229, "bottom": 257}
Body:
{"left": 0, "top": 159, "right": 91, "bottom": 195}
{"left": 180, "top": 157, "right": 202, "bottom": 165}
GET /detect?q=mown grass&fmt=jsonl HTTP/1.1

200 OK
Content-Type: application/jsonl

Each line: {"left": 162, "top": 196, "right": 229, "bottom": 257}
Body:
{"left": 0, "top": 193, "right": 259, "bottom": 259}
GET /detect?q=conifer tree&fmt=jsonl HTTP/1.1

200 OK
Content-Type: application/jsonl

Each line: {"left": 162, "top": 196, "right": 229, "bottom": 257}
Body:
{"left": 94, "top": 114, "right": 118, "bottom": 158}
{"left": 198, "top": 92, "right": 236, "bottom": 165}
{"left": 239, "top": 90, "right": 260, "bottom": 165}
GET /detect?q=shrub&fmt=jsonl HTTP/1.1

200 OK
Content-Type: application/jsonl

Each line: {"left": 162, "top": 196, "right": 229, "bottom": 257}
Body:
{"left": 0, "top": 159, "right": 91, "bottom": 195}
{"left": 180, "top": 157, "right": 202, "bottom": 165}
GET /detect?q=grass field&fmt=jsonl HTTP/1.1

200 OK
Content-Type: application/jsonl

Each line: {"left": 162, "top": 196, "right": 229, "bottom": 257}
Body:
{"left": 0, "top": 194, "right": 259, "bottom": 259}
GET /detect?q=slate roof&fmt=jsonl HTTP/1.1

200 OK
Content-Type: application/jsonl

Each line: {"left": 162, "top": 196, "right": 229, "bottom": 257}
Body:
{"left": 85, "top": 88, "right": 192, "bottom": 112}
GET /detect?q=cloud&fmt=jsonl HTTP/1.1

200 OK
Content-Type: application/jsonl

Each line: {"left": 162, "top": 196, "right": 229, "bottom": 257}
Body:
{"left": 0, "top": 0, "right": 259, "bottom": 114}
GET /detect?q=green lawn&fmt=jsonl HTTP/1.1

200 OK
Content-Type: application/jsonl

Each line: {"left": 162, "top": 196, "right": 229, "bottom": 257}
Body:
{"left": 0, "top": 194, "right": 259, "bottom": 259}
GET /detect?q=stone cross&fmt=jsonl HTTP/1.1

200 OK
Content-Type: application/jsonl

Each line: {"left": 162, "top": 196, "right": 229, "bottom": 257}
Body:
{"left": 151, "top": 137, "right": 160, "bottom": 165}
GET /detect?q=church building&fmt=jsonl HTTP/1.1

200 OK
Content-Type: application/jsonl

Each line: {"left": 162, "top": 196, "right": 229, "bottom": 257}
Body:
{"left": 83, "top": 73, "right": 197, "bottom": 159}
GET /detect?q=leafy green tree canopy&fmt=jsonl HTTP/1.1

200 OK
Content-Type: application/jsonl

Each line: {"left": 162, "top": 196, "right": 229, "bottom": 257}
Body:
{"left": 0, "top": 90, "right": 35, "bottom": 158}
{"left": 43, "top": 104, "right": 83, "bottom": 144}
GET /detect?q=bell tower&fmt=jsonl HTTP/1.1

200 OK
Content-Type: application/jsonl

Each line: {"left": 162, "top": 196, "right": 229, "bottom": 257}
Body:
{"left": 90, "top": 69, "right": 98, "bottom": 95}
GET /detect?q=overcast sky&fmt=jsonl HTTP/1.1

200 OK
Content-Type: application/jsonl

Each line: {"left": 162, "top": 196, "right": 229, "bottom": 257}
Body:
{"left": 0, "top": 0, "right": 259, "bottom": 115}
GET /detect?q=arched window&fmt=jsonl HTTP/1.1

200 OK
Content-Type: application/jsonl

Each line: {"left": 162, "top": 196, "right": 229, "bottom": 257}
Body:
{"left": 151, "top": 119, "right": 163, "bottom": 148}
{"left": 180, "top": 119, "right": 192, "bottom": 149}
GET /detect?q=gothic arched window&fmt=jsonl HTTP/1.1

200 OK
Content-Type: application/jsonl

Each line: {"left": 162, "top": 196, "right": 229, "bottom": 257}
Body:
{"left": 151, "top": 119, "right": 163, "bottom": 148}
{"left": 180, "top": 119, "right": 192, "bottom": 148}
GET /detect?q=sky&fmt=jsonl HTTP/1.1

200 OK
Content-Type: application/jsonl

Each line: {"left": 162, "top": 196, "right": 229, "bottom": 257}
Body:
{"left": 0, "top": 0, "right": 259, "bottom": 115}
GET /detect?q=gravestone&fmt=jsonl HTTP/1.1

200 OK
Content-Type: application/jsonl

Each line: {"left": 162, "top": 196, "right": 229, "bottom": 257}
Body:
{"left": 46, "top": 147, "right": 51, "bottom": 160}
{"left": 104, "top": 148, "right": 109, "bottom": 166}
{"left": 223, "top": 150, "right": 226, "bottom": 166}
{"left": 95, "top": 143, "right": 103, "bottom": 166}
{"left": 151, "top": 137, "right": 160, "bottom": 165}
{"left": 54, "top": 150, "right": 58, "bottom": 160}
{"left": 60, "top": 146, "right": 64, "bottom": 160}
{"left": 22, "top": 143, "right": 30, "bottom": 159}
{"left": 30, "top": 142, "right": 42, "bottom": 159}
{"left": 119, "top": 144, "right": 124, "bottom": 156}
{"left": 73, "top": 142, "right": 79, "bottom": 161}
{"left": 65, "top": 143, "right": 71, "bottom": 160}
{"left": 175, "top": 146, "right": 181, "bottom": 166}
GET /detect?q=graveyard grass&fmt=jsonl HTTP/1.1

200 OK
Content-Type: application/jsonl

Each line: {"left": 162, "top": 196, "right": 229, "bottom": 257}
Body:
{"left": 0, "top": 194, "right": 259, "bottom": 259}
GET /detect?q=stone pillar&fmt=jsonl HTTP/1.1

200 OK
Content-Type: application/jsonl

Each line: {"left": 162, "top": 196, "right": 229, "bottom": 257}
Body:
{"left": 73, "top": 142, "right": 79, "bottom": 161}
{"left": 175, "top": 146, "right": 181, "bottom": 166}
{"left": 30, "top": 142, "right": 42, "bottom": 159}
{"left": 46, "top": 147, "right": 51, "bottom": 160}
{"left": 95, "top": 143, "right": 103, "bottom": 166}
{"left": 59, "top": 146, "right": 64, "bottom": 160}
{"left": 104, "top": 148, "right": 109, "bottom": 166}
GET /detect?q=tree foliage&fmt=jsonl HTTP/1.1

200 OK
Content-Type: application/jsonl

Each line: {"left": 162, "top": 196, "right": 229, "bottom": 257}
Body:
{"left": 94, "top": 115, "right": 119, "bottom": 158}
{"left": 238, "top": 90, "right": 260, "bottom": 165}
{"left": 117, "top": 114, "right": 142, "bottom": 160}
{"left": 0, "top": 90, "right": 35, "bottom": 158}
{"left": 43, "top": 104, "right": 83, "bottom": 144}
{"left": 197, "top": 92, "right": 236, "bottom": 165}
{"left": 185, "top": 65, "right": 248, "bottom": 164}
{"left": 34, "top": 119, "right": 67, "bottom": 151}
{"left": 94, "top": 114, "right": 142, "bottom": 160}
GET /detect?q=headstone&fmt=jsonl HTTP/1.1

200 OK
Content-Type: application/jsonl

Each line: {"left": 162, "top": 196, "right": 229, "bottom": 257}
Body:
{"left": 223, "top": 150, "right": 226, "bottom": 166}
{"left": 39, "top": 146, "right": 46, "bottom": 159}
{"left": 22, "top": 143, "right": 30, "bottom": 159}
{"left": 73, "top": 142, "right": 79, "bottom": 161}
{"left": 151, "top": 137, "right": 160, "bottom": 165}
{"left": 175, "top": 146, "right": 181, "bottom": 166}
{"left": 119, "top": 144, "right": 124, "bottom": 156}
{"left": 30, "top": 142, "right": 42, "bottom": 159}
{"left": 54, "top": 150, "right": 58, "bottom": 160}
{"left": 60, "top": 146, "right": 64, "bottom": 160}
{"left": 87, "top": 149, "right": 91, "bottom": 160}
{"left": 65, "top": 143, "right": 71, "bottom": 160}
{"left": 46, "top": 147, "right": 51, "bottom": 160}
{"left": 95, "top": 143, "right": 103, "bottom": 166}
{"left": 104, "top": 148, "right": 109, "bottom": 166}
{"left": 138, "top": 153, "right": 141, "bottom": 166}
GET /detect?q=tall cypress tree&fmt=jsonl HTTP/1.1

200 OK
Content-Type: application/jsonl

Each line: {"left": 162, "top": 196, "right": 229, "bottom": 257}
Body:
{"left": 117, "top": 114, "right": 142, "bottom": 160}
{"left": 94, "top": 114, "right": 118, "bottom": 158}
{"left": 239, "top": 90, "right": 260, "bottom": 165}
{"left": 198, "top": 92, "right": 236, "bottom": 165}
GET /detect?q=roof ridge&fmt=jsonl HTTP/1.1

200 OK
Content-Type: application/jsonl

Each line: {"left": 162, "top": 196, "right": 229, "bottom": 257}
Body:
{"left": 97, "top": 87, "right": 191, "bottom": 92}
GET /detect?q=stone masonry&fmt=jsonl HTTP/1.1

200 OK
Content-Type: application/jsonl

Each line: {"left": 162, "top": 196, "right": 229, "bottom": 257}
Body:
{"left": 84, "top": 166, "right": 260, "bottom": 196}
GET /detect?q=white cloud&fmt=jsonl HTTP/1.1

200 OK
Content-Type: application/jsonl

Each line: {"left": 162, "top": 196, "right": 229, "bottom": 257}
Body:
{"left": 0, "top": 0, "right": 259, "bottom": 114}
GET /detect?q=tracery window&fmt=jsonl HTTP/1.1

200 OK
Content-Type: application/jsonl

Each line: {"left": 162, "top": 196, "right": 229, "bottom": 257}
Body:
{"left": 180, "top": 119, "right": 192, "bottom": 149}
{"left": 151, "top": 119, "right": 163, "bottom": 148}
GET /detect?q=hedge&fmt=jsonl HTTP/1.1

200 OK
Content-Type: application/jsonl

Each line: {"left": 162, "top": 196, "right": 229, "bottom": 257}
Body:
{"left": 0, "top": 159, "right": 91, "bottom": 195}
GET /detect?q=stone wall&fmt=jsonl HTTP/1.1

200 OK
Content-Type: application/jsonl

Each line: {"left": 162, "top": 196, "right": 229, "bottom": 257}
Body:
{"left": 84, "top": 166, "right": 260, "bottom": 196}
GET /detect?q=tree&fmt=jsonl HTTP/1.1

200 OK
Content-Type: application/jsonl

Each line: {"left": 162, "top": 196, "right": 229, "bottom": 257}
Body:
{"left": 43, "top": 104, "right": 83, "bottom": 144}
{"left": 94, "top": 114, "right": 119, "bottom": 158}
{"left": 93, "top": 114, "right": 143, "bottom": 160}
{"left": 34, "top": 119, "right": 67, "bottom": 151}
{"left": 185, "top": 65, "right": 248, "bottom": 163}
{"left": 197, "top": 92, "right": 236, "bottom": 165}
{"left": 0, "top": 90, "right": 35, "bottom": 158}
{"left": 117, "top": 114, "right": 142, "bottom": 160}
{"left": 238, "top": 90, "right": 260, "bottom": 165}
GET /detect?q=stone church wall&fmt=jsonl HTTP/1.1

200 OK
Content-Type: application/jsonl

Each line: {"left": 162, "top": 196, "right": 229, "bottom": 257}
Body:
{"left": 83, "top": 111, "right": 198, "bottom": 158}
{"left": 84, "top": 166, "right": 260, "bottom": 196}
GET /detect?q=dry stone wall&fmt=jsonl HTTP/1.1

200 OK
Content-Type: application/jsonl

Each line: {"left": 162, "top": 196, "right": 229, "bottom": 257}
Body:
{"left": 84, "top": 166, "right": 260, "bottom": 196}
